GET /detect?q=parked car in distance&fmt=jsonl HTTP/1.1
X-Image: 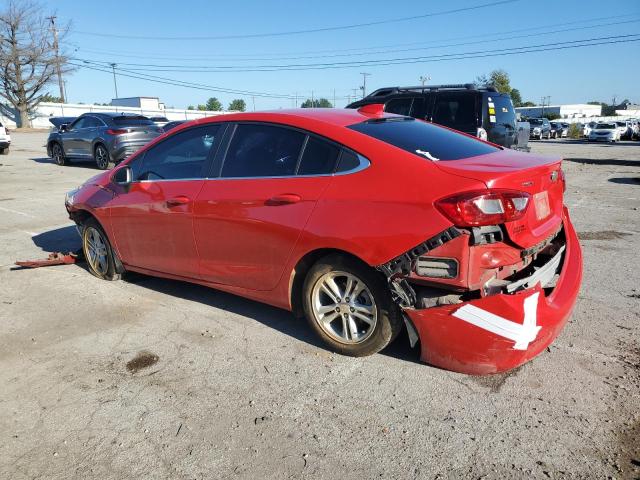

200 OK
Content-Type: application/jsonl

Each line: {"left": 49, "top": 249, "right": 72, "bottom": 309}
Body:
{"left": 0, "top": 120, "right": 11, "bottom": 155}
{"left": 65, "top": 106, "right": 582, "bottom": 375}
{"left": 616, "top": 120, "right": 633, "bottom": 140}
{"left": 588, "top": 122, "right": 620, "bottom": 142}
{"left": 47, "top": 113, "right": 163, "bottom": 169}
{"left": 528, "top": 118, "right": 551, "bottom": 139}
{"left": 149, "top": 116, "right": 170, "bottom": 127}
{"left": 583, "top": 121, "right": 598, "bottom": 137}
{"left": 161, "top": 120, "right": 186, "bottom": 132}
{"left": 549, "top": 122, "right": 563, "bottom": 139}
{"left": 560, "top": 123, "right": 569, "bottom": 138}
{"left": 346, "top": 84, "right": 520, "bottom": 149}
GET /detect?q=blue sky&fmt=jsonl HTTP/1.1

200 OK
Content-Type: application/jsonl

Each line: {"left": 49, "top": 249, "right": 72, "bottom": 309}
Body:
{"left": 45, "top": 0, "right": 640, "bottom": 110}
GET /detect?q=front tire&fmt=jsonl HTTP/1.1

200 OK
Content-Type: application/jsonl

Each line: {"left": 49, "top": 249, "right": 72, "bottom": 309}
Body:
{"left": 94, "top": 144, "right": 112, "bottom": 170}
{"left": 302, "top": 254, "right": 402, "bottom": 357}
{"left": 81, "top": 218, "right": 121, "bottom": 281}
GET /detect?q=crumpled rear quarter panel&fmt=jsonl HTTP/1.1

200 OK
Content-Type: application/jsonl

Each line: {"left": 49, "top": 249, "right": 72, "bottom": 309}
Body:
{"left": 405, "top": 207, "right": 582, "bottom": 375}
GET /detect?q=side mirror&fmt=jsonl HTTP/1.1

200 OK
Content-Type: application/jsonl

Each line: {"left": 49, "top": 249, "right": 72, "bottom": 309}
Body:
{"left": 59, "top": 123, "right": 68, "bottom": 132}
{"left": 113, "top": 165, "right": 132, "bottom": 186}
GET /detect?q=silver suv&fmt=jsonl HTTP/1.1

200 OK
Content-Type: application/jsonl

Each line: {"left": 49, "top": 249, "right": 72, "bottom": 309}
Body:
{"left": 46, "top": 113, "right": 162, "bottom": 169}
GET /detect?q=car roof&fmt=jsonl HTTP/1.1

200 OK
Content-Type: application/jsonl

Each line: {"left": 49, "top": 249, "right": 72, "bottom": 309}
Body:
{"left": 191, "top": 108, "right": 397, "bottom": 129}
{"left": 81, "top": 112, "right": 148, "bottom": 118}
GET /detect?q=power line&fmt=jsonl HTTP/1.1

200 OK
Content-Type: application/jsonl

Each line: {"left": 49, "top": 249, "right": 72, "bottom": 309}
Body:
{"left": 69, "top": 61, "right": 327, "bottom": 100}
{"left": 70, "top": 0, "right": 517, "bottom": 41}
{"left": 73, "top": 34, "right": 640, "bottom": 73}
{"left": 68, "top": 15, "right": 640, "bottom": 63}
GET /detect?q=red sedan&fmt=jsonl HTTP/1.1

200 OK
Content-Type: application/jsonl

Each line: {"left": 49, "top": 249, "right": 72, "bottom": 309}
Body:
{"left": 65, "top": 106, "right": 582, "bottom": 374}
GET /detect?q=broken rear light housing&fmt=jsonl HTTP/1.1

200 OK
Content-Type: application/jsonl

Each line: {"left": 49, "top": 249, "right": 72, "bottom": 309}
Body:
{"left": 435, "top": 189, "right": 531, "bottom": 227}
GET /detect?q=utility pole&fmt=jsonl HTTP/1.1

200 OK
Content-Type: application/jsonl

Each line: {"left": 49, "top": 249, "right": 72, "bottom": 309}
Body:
{"left": 333, "top": 88, "right": 336, "bottom": 108}
{"left": 359, "top": 72, "right": 371, "bottom": 98}
{"left": 540, "top": 95, "right": 550, "bottom": 117}
{"left": 352, "top": 88, "right": 359, "bottom": 101}
{"left": 419, "top": 75, "right": 431, "bottom": 86}
{"left": 311, "top": 90, "right": 314, "bottom": 107}
{"left": 47, "top": 16, "right": 65, "bottom": 103}
{"left": 294, "top": 92, "right": 298, "bottom": 108}
{"left": 252, "top": 96, "right": 256, "bottom": 111}
{"left": 110, "top": 63, "right": 119, "bottom": 98}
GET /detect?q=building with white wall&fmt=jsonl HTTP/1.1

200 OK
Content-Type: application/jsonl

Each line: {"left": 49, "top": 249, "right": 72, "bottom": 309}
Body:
{"left": 515, "top": 103, "right": 602, "bottom": 118}
{"left": 110, "top": 97, "right": 165, "bottom": 110}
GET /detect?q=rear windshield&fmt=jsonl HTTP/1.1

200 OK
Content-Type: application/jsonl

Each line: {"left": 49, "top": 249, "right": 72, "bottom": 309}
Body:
{"left": 349, "top": 118, "right": 499, "bottom": 161}
{"left": 112, "top": 115, "right": 155, "bottom": 126}
{"left": 528, "top": 118, "right": 543, "bottom": 125}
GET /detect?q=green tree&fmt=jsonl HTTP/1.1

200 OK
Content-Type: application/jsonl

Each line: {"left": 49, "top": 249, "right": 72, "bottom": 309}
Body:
{"left": 300, "top": 98, "right": 333, "bottom": 108}
{"left": 542, "top": 112, "right": 561, "bottom": 120}
{"left": 205, "top": 97, "right": 223, "bottom": 111}
{"left": 521, "top": 101, "right": 536, "bottom": 107}
{"left": 187, "top": 105, "right": 195, "bottom": 110}
{"left": 228, "top": 99, "right": 246, "bottom": 111}
{"left": 476, "top": 69, "right": 512, "bottom": 93}
{"left": 510, "top": 88, "right": 523, "bottom": 107}
{"left": 41, "top": 92, "right": 63, "bottom": 103}
{"left": 197, "top": 104, "right": 206, "bottom": 111}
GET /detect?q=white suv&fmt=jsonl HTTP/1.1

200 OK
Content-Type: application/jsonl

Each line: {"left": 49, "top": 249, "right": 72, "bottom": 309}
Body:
{"left": 0, "top": 121, "right": 10, "bottom": 155}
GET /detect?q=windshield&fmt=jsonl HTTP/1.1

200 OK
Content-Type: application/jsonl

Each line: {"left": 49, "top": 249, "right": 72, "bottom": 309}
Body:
{"left": 528, "top": 118, "right": 543, "bottom": 125}
{"left": 596, "top": 123, "right": 615, "bottom": 129}
{"left": 616, "top": 122, "right": 626, "bottom": 127}
{"left": 112, "top": 115, "right": 155, "bottom": 126}
{"left": 486, "top": 94, "right": 515, "bottom": 126}
{"left": 348, "top": 118, "right": 499, "bottom": 161}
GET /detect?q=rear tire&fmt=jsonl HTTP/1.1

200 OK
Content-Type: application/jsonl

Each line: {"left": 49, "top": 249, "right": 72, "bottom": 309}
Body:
{"left": 81, "top": 218, "right": 121, "bottom": 281}
{"left": 94, "top": 144, "right": 112, "bottom": 170}
{"left": 51, "top": 143, "right": 66, "bottom": 165}
{"left": 0, "top": 147, "right": 7, "bottom": 155}
{"left": 302, "top": 254, "right": 402, "bottom": 357}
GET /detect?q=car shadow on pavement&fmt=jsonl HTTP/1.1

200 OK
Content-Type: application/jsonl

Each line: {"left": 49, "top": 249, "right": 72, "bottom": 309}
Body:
{"left": 563, "top": 158, "right": 639, "bottom": 167}
{"left": 609, "top": 177, "right": 640, "bottom": 185}
{"left": 30, "top": 157, "right": 99, "bottom": 169}
{"left": 25, "top": 225, "right": 421, "bottom": 364}
{"left": 31, "top": 224, "right": 81, "bottom": 253}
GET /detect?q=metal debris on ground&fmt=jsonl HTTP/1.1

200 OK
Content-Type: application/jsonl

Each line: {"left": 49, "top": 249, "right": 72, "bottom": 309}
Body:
{"left": 15, "top": 251, "right": 82, "bottom": 269}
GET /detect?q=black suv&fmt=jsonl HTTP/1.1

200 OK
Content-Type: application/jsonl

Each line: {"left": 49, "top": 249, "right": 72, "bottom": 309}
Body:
{"left": 346, "top": 84, "right": 518, "bottom": 148}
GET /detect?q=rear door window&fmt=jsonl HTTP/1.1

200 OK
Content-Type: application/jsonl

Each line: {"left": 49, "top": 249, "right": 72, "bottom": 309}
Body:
{"left": 432, "top": 93, "right": 478, "bottom": 131}
{"left": 297, "top": 136, "right": 341, "bottom": 175}
{"left": 349, "top": 118, "right": 499, "bottom": 161}
{"left": 134, "top": 125, "right": 221, "bottom": 181}
{"left": 83, "top": 116, "right": 103, "bottom": 128}
{"left": 221, "top": 124, "right": 305, "bottom": 178}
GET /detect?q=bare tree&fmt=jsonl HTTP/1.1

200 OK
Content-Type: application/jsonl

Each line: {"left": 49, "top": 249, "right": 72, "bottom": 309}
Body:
{"left": 0, "top": 1, "right": 72, "bottom": 127}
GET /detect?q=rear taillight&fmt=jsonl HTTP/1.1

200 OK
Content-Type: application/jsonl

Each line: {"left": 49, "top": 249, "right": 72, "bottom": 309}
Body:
{"left": 435, "top": 190, "right": 531, "bottom": 227}
{"left": 106, "top": 128, "right": 128, "bottom": 135}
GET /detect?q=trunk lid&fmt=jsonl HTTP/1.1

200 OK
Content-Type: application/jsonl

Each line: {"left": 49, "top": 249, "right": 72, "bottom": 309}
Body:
{"left": 435, "top": 149, "right": 564, "bottom": 248}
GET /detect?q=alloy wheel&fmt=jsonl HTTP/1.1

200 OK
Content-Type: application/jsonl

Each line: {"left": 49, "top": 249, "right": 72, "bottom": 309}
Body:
{"left": 95, "top": 146, "right": 109, "bottom": 169}
{"left": 53, "top": 144, "right": 64, "bottom": 165}
{"left": 84, "top": 226, "right": 109, "bottom": 275}
{"left": 310, "top": 271, "right": 377, "bottom": 344}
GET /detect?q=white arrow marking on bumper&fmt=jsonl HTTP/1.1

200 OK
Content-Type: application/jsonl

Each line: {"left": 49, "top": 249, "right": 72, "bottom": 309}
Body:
{"left": 452, "top": 292, "right": 541, "bottom": 350}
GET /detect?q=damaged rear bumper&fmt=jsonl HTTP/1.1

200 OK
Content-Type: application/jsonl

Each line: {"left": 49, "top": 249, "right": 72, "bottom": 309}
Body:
{"left": 403, "top": 207, "right": 582, "bottom": 374}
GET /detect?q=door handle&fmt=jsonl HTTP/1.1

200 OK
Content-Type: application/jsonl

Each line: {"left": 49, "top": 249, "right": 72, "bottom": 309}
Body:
{"left": 267, "top": 193, "right": 302, "bottom": 205}
{"left": 166, "top": 195, "right": 191, "bottom": 206}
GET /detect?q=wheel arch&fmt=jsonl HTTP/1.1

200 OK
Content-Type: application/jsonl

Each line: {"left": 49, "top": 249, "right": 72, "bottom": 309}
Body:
{"left": 69, "top": 208, "right": 125, "bottom": 273}
{"left": 288, "top": 247, "right": 383, "bottom": 319}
